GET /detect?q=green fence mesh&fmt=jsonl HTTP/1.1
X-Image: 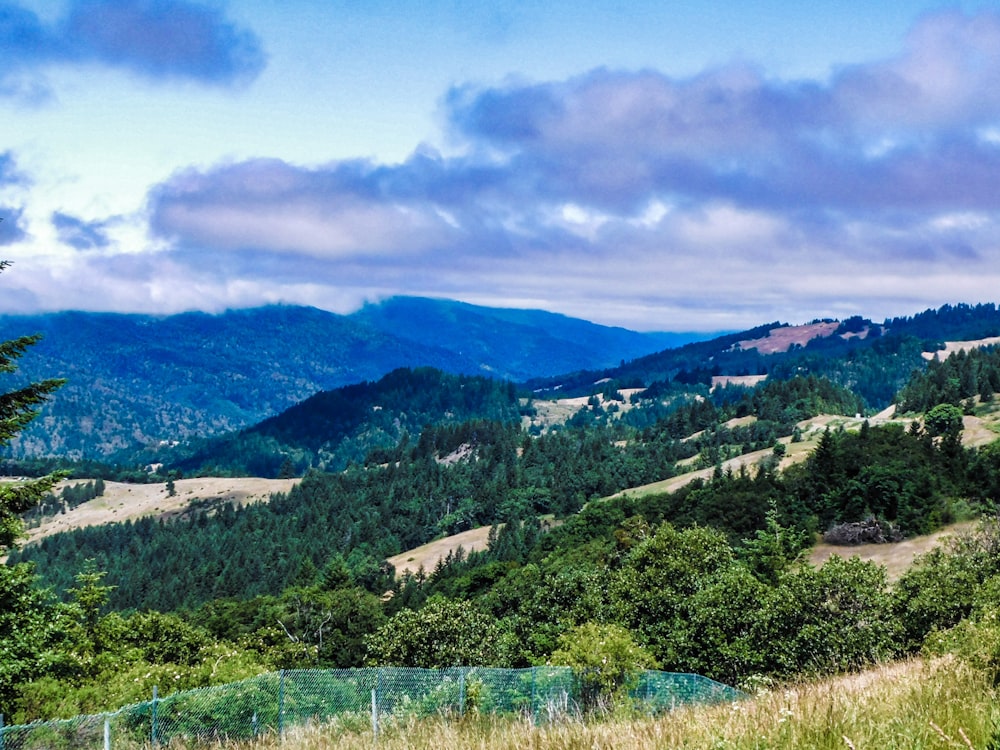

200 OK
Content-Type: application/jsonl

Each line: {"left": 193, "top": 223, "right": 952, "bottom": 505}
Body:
{"left": 0, "top": 667, "right": 745, "bottom": 748}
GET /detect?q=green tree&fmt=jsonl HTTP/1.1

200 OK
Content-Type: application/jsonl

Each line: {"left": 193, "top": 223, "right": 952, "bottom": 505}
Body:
{"left": 925, "top": 403, "right": 964, "bottom": 438}
{"left": 365, "top": 595, "right": 504, "bottom": 667}
{"left": 0, "top": 563, "right": 68, "bottom": 714}
{"left": 0, "top": 260, "right": 67, "bottom": 712}
{"left": 685, "top": 566, "right": 775, "bottom": 683}
{"left": 739, "top": 501, "right": 809, "bottom": 585}
{"left": 0, "top": 342, "right": 66, "bottom": 549}
{"left": 65, "top": 560, "right": 115, "bottom": 653}
{"left": 609, "top": 523, "right": 735, "bottom": 669}
{"left": 764, "top": 556, "right": 901, "bottom": 676}
{"left": 263, "top": 584, "right": 385, "bottom": 668}
{"left": 549, "top": 622, "right": 657, "bottom": 710}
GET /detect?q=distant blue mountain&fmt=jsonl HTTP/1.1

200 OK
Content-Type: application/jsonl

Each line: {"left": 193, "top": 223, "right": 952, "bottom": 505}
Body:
{"left": 0, "top": 299, "right": 703, "bottom": 459}
{"left": 351, "top": 296, "right": 701, "bottom": 375}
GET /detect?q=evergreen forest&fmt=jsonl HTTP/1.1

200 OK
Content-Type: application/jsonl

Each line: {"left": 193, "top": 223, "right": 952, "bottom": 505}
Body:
{"left": 7, "top": 296, "right": 1000, "bottom": 725}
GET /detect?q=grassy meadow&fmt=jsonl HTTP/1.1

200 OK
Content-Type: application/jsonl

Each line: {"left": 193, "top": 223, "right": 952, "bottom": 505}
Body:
{"left": 158, "top": 657, "right": 998, "bottom": 750}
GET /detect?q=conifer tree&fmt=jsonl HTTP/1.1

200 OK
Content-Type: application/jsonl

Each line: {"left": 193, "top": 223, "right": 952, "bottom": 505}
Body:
{"left": 0, "top": 266, "right": 66, "bottom": 549}
{"left": 0, "top": 260, "right": 66, "bottom": 712}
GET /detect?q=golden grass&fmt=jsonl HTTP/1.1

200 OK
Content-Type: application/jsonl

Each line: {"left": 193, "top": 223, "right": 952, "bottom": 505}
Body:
{"left": 165, "top": 657, "right": 1000, "bottom": 750}
{"left": 21, "top": 477, "right": 299, "bottom": 546}
{"left": 386, "top": 525, "right": 496, "bottom": 576}
{"left": 809, "top": 521, "right": 977, "bottom": 581}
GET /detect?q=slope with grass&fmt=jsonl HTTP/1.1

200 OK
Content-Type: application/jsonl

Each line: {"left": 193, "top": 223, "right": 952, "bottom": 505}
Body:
{"left": 808, "top": 522, "right": 976, "bottom": 581}
{"left": 18, "top": 477, "right": 299, "bottom": 547}
{"left": 381, "top": 404, "right": 967, "bottom": 581}
{"left": 212, "top": 657, "right": 997, "bottom": 750}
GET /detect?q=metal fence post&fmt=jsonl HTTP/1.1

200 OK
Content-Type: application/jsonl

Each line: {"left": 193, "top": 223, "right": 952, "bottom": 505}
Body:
{"left": 1, "top": 711, "right": 5, "bottom": 750}
{"left": 459, "top": 671, "right": 466, "bottom": 717}
{"left": 278, "top": 670, "right": 285, "bottom": 741}
{"left": 151, "top": 686, "right": 159, "bottom": 747}
{"left": 530, "top": 667, "right": 537, "bottom": 725}
{"left": 104, "top": 717, "right": 110, "bottom": 750}
{"left": 370, "top": 689, "right": 379, "bottom": 739}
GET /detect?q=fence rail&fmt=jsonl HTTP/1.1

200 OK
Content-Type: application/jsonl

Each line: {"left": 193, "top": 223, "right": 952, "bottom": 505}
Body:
{"left": 0, "top": 667, "right": 744, "bottom": 749}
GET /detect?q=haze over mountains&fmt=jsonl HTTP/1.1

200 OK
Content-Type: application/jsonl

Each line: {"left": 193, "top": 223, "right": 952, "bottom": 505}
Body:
{"left": 0, "top": 297, "right": 695, "bottom": 460}
{"left": 3, "top": 296, "right": 1000, "bottom": 466}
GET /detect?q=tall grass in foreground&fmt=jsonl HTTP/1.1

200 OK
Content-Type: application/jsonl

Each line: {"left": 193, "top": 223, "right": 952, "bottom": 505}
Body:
{"left": 169, "top": 657, "right": 1000, "bottom": 750}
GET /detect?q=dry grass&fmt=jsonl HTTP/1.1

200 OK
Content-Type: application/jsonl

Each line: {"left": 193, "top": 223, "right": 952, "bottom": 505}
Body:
{"left": 524, "top": 389, "right": 645, "bottom": 432}
{"left": 164, "top": 658, "right": 999, "bottom": 750}
{"left": 735, "top": 321, "right": 842, "bottom": 354}
{"left": 390, "top": 406, "right": 944, "bottom": 581}
{"left": 20, "top": 477, "right": 299, "bottom": 546}
{"left": 711, "top": 374, "right": 769, "bottom": 389}
{"left": 809, "top": 522, "right": 977, "bottom": 581}
{"left": 921, "top": 337, "right": 1000, "bottom": 362}
{"left": 386, "top": 525, "right": 497, "bottom": 576}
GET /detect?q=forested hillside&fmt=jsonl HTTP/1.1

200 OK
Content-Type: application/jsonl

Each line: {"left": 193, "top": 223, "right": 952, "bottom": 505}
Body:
{"left": 7, "top": 302, "right": 1000, "bottom": 724}
{"left": 530, "top": 303, "right": 1000, "bottom": 409}
{"left": 351, "top": 296, "right": 695, "bottom": 370}
{"left": 10, "top": 369, "right": 983, "bottom": 613}
{"left": 4, "top": 301, "right": 999, "bottom": 462}
{"left": 0, "top": 300, "right": 679, "bottom": 460}
{"left": 164, "top": 368, "right": 526, "bottom": 477}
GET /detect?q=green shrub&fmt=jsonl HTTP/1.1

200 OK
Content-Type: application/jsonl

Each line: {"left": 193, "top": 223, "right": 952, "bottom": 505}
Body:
{"left": 549, "top": 622, "right": 657, "bottom": 711}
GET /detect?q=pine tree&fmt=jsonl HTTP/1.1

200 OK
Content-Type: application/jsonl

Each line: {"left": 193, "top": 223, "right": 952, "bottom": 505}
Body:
{"left": 0, "top": 289, "right": 66, "bottom": 547}
{"left": 0, "top": 259, "right": 67, "bottom": 712}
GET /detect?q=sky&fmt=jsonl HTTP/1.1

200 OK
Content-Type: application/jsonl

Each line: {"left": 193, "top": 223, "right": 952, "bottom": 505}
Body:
{"left": 3, "top": 1, "right": 1000, "bottom": 332}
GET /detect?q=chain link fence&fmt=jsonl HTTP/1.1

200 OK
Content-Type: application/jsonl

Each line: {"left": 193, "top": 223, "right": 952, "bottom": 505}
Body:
{"left": 0, "top": 667, "right": 744, "bottom": 749}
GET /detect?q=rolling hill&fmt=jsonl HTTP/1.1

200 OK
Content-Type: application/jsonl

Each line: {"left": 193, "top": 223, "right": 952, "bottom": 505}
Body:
{"left": 0, "top": 299, "right": 687, "bottom": 460}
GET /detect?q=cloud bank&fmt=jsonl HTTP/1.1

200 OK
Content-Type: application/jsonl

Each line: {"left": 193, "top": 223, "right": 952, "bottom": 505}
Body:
{"left": 128, "top": 10, "right": 1000, "bottom": 329}
{"left": 1, "top": 8, "right": 998, "bottom": 331}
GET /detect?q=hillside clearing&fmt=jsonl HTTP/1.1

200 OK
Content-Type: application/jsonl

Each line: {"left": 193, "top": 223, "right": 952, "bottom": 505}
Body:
{"left": 921, "top": 336, "right": 1000, "bottom": 361}
{"left": 615, "top": 410, "right": 906, "bottom": 500}
{"left": 19, "top": 477, "right": 299, "bottom": 546}
{"left": 523, "top": 389, "right": 645, "bottom": 431}
{"left": 711, "top": 374, "right": 768, "bottom": 389}
{"left": 808, "top": 521, "right": 976, "bottom": 580}
{"left": 733, "top": 320, "right": 881, "bottom": 354}
{"left": 387, "top": 525, "right": 497, "bottom": 577}
{"left": 387, "top": 407, "right": 975, "bottom": 582}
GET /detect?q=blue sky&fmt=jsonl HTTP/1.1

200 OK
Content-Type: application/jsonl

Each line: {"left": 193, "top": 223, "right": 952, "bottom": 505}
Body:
{"left": 2, "top": 1, "right": 1000, "bottom": 331}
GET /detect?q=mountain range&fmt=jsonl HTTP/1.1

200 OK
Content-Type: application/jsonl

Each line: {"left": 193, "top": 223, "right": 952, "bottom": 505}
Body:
{"left": 0, "top": 297, "right": 696, "bottom": 460}
{"left": 4, "top": 297, "right": 1000, "bottom": 465}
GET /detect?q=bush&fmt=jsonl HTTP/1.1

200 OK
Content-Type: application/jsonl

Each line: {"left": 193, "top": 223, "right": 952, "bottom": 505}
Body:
{"left": 823, "top": 518, "right": 902, "bottom": 545}
{"left": 365, "top": 596, "right": 504, "bottom": 668}
{"left": 895, "top": 521, "right": 1000, "bottom": 650}
{"left": 548, "top": 623, "right": 657, "bottom": 711}
{"left": 923, "top": 616, "right": 1000, "bottom": 684}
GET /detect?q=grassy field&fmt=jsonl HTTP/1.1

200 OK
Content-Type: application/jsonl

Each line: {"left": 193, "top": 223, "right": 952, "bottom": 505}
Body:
{"left": 160, "top": 657, "right": 998, "bottom": 749}
{"left": 386, "top": 525, "right": 497, "bottom": 576}
{"left": 18, "top": 477, "right": 299, "bottom": 546}
{"left": 808, "top": 521, "right": 977, "bottom": 580}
